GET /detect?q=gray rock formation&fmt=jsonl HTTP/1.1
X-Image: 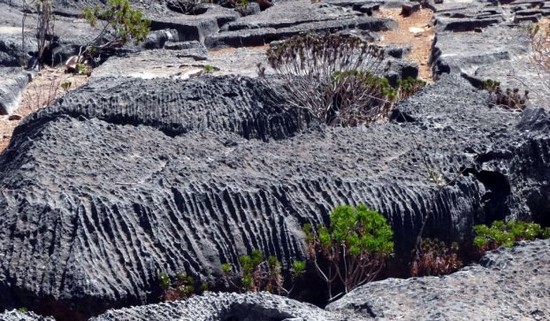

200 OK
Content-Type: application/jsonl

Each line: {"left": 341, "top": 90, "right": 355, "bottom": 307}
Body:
{"left": 0, "top": 72, "right": 549, "bottom": 319}
{"left": 0, "top": 68, "right": 31, "bottom": 115}
{"left": 206, "top": 0, "right": 397, "bottom": 48}
{"left": 0, "top": 3, "right": 38, "bottom": 68}
{"left": 430, "top": 0, "right": 550, "bottom": 108}
{"left": 327, "top": 239, "right": 550, "bottom": 320}
{"left": 89, "top": 291, "right": 363, "bottom": 321}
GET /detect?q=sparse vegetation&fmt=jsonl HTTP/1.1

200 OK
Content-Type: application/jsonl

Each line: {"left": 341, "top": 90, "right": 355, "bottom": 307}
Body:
{"left": 303, "top": 204, "right": 394, "bottom": 301}
{"left": 221, "top": 250, "right": 305, "bottom": 295}
{"left": 80, "top": 0, "right": 150, "bottom": 62}
{"left": 267, "top": 33, "right": 426, "bottom": 127}
{"left": 397, "top": 77, "right": 427, "bottom": 100}
{"left": 21, "top": 0, "right": 55, "bottom": 67}
{"left": 17, "top": 307, "right": 28, "bottom": 314}
{"left": 473, "top": 220, "right": 550, "bottom": 254}
{"left": 480, "top": 79, "right": 529, "bottom": 111}
{"left": 267, "top": 33, "right": 389, "bottom": 127}
{"left": 159, "top": 272, "right": 207, "bottom": 301}
{"left": 410, "top": 238, "right": 462, "bottom": 277}
{"left": 166, "top": 0, "right": 205, "bottom": 15}
{"left": 203, "top": 64, "right": 216, "bottom": 74}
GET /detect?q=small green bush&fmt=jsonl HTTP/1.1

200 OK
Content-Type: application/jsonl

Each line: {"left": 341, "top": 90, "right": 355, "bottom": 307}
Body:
{"left": 304, "top": 204, "right": 394, "bottom": 300}
{"left": 81, "top": 0, "right": 150, "bottom": 60}
{"left": 473, "top": 220, "right": 548, "bottom": 253}
{"left": 410, "top": 238, "right": 462, "bottom": 277}
{"left": 159, "top": 271, "right": 207, "bottom": 301}
{"left": 222, "top": 250, "right": 304, "bottom": 295}
{"left": 397, "top": 77, "right": 427, "bottom": 100}
{"left": 203, "top": 64, "right": 216, "bottom": 74}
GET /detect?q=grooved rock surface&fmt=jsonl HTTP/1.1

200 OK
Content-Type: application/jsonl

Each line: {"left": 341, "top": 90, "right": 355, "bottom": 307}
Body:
{"left": 327, "top": 239, "right": 550, "bottom": 320}
{"left": 89, "top": 291, "right": 363, "bottom": 321}
{"left": 0, "top": 74, "right": 549, "bottom": 319}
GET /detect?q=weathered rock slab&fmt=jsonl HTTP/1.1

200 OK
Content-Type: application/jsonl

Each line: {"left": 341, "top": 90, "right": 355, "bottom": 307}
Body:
{"left": 206, "top": 0, "right": 397, "bottom": 48}
{"left": 89, "top": 292, "right": 364, "bottom": 321}
{"left": 327, "top": 239, "right": 550, "bottom": 320}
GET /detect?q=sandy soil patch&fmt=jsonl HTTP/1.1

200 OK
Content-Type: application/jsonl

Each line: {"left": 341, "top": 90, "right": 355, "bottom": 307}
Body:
{"left": 0, "top": 67, "right": 88, "bottom": 152}
{"left": 376, "top": 7, "right": 435, "bottom": 82}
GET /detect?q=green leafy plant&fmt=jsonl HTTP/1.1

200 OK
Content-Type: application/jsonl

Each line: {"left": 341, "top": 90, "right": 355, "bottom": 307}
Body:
{"left": 80, "top": 0, "right": 150, "bottom": 61}
{"left": 203, "top": 64, "right": 216, "bottom": 74}
{"left": 236, "top": 0, "right": 250, "bottom": 10}
{"left": 304, "top": 204, "right": 394, "bottom": 300}
{"left": 410, "top": 238, "right": 462, "bottom": 277}
{"left": 327, "top": 69, "right": 398, "bottom": 126}
{"left": 473, "top": 220, "right": 548, "bottom": 254}
{"left": 397, "top": 77, "right": 426, "bottom": 100}
{"left": 17, "top": 307, "right": 28, "bottom": 314}
{"left": 60, "top": 80, "right": 72, "bottom": 92}
{"left": 75, "top": 63, "right": 92, "bottom": 76}
{"left": 481, "top": 79, "right": 500, "bottom": 91}
{"left": 221, "top": 250, "right": 304, "bottom": 295}
{"left": 159, "top": 271, "right": 207, "bottom": 301}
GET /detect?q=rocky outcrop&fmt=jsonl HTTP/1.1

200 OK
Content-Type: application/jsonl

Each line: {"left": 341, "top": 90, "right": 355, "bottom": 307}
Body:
{"left": 89, "top": 292, "right": 363, "bottom": 321}
{"left": 206, "top": 0, "right": 397, "bottom": 48}
{"left": 430, "top": 0, "right": 550, "bottom": 108}
{"left": 0, "top": 72, "right": 549, "bottom": 319}
{"left": 0, "top": 0, "right": 549, "bottom": 320}
{"left": 327, "top": 239, "right": 550, "bottom": 320}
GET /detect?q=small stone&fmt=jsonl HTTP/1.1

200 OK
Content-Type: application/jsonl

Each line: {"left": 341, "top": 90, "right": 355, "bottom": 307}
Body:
{"left": 409, "top": 26, "right": 425, "bottom": 35}
{"left": 8, "top": 114, "right": 22, "bottom": 121}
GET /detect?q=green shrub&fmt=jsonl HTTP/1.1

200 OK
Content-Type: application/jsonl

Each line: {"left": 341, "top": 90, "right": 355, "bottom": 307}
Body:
{"left": 304, "top": 204, "right": 394, "bottom": 300}
{"left": 473, "top": 220, "right": 547, "bottom": 253}
{"left": 159, "top": 271, "right": 207, "bottom": 301}
{"left": 222, "top": 250, "right": 304, "bottom": 295}
{"left": 397, "top": 77, "right": 427, "bottom": 100}
{"left": 203, "top": 64, "right": 216, "bottom": 74}
{"left": 81, "top": 0, "right": 150, "bottom": 60}
{"left": 410, "top": 238, "right": 462, "bottom": 277}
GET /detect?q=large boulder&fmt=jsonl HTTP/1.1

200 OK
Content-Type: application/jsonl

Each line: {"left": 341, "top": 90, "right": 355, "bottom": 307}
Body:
{"left": 327, "top": 239, "right": 550, "bottom": 320}
{"left": 0, "top": 73, "right": 549, "bottom": 319}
